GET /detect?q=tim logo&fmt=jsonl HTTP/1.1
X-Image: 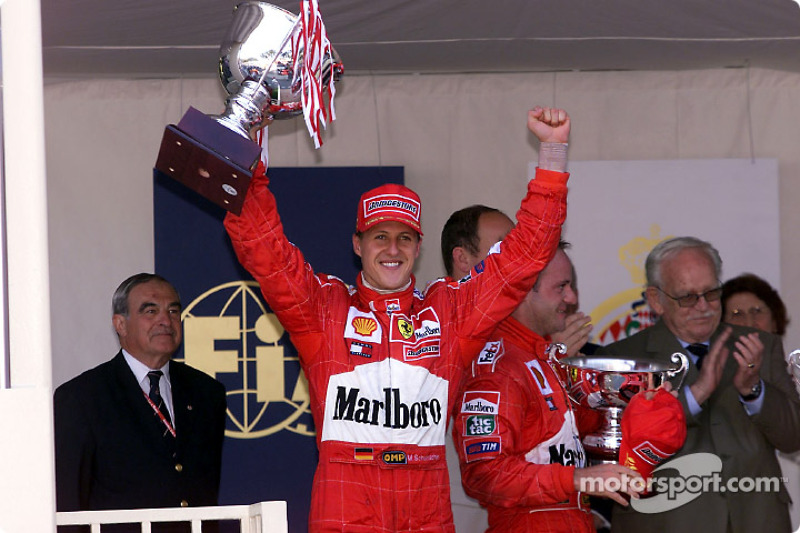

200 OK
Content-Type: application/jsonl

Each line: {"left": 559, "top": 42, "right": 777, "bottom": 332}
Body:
{"left": 465, "top": 439, "right": 501, "bottom": 460}
{"left": 382, "top": 450, "right": 407, "bottom": 464}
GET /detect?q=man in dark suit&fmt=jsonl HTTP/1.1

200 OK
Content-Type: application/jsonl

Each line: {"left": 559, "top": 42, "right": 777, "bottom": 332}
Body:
{"left": 598, "top": 236, "right": 800, "bottom": 533}
{"left": 54, "top": 273, "right": 227, "bottom": 532}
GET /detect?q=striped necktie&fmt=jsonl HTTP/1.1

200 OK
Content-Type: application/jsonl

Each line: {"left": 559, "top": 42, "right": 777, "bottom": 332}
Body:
{"left": 686, "top": 343, "right": 709, "bottom": 369}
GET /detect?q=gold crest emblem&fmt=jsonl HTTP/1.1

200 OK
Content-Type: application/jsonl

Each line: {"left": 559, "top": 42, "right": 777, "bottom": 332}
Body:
{"left": 397, "top": 318, "right": 414, "bottom": 339}
{"left": 352, "top": 316, "right": 378, "bottom": 336}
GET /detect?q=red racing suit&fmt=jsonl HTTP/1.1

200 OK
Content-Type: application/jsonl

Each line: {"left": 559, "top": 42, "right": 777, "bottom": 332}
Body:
{"left": 223, "top": 168, "right": 568, "bottom": 532}
{"left": 454, "top": 317, "right": 601, "bottom": 533}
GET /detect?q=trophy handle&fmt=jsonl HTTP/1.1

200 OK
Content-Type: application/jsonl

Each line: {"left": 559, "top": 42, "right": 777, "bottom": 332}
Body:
{"left": 788, "top": 350, "right": 800, "bottom": 388}
{"left": 547, "top": 343, "right": 567, "bottom": 361}
{"left": 667, "top": 352, "right": 690, "bottom": 390}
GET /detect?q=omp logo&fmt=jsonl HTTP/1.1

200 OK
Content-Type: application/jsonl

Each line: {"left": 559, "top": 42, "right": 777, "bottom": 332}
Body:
{"left": 382, "top": 450, "right": 407, "bottom": 464}
{"left": 397, "top": 318, "right": 414, "bottom": 339}
{"left": 352, "top": 317, "right": 377, "bottom": 336}
{"left": 178, "top": 281, "right": 314, "bottom": 439}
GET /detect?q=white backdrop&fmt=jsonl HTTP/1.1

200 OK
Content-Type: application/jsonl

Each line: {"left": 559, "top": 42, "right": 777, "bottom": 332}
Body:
{"left": 559, "top": 158, "right": 780, "bottom": 345}
{"left": 43, "top": 68, "right": 800, "bottom": 530}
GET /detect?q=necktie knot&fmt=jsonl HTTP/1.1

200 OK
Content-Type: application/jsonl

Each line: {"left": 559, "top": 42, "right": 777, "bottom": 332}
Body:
{"left": 686, "top": 343, "right": 709, "bottom": 369}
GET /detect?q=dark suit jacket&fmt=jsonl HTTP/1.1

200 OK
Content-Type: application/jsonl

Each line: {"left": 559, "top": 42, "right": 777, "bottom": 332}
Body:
{"left": 54, "top": 351, "right": 227, "bottom": 527}
{"left": 598, "top": 320, "right": 800, "bottom": 533}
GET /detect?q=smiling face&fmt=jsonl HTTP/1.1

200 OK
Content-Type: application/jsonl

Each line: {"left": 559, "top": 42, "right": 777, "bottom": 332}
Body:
{"left": 113, "top": 279, "right": 182, "bottom": 369}
{"left": 646, "top": 247, "right": 722, "bottom": 344}
{"left": 353, "top": 220, "right": 421, "bottom": 291}
{"left": 513, "top": 249, "right": 577, "bottom": 337}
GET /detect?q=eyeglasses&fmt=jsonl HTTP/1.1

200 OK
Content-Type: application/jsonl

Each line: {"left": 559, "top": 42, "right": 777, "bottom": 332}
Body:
{"left": 656, "top": 286, "right": 723, "bottom": 308}
{"left": 728, "top": 306, "right": 765, "bottom": 321}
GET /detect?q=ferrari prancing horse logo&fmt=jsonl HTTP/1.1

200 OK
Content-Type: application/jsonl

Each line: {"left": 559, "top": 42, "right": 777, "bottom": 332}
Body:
{"left": 397, "top": 318, "right": 414, "bottom": 339}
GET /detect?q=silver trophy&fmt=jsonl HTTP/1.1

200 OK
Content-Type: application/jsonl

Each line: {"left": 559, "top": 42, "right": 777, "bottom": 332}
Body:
{"left": 549, "top": 346, "right": 689, "bottom": 463}
{"left": 788, "top": 350, "right": 800, "bottom": 389}
{"left": 155, "top": 1, "right": 343, "bottom": 214}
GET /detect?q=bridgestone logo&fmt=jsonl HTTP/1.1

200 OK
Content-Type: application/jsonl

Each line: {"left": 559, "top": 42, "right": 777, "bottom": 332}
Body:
{"left": 332, "top": 386, "right": 442, "bottom": 429}
{"left": 367, "top": 199, "right": 418, "bottom": 215}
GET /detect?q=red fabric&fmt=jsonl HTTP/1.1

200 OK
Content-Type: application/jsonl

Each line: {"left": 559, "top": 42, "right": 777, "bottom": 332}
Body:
{"left": 355, "top": 183, "right": 424, "bottom": 235}
{"left": 454, "top": 317, "right": 595, "bottom": 533}
{"left": 619, "top": 387, "right": 687, "bottom": 483}
{"left": 224, "top": 168, "right": 567, "bottom": 532}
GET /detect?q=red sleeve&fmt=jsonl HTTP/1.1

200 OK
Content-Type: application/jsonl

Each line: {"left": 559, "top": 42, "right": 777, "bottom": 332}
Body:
{"left": 453, "top": 370, "right": 577, "bottom": 508}
{"left": 450, "top": 169, "right": 569, "bottom": 364}
{"left": 223, "top": 169, "right": 331, "bottom": 339}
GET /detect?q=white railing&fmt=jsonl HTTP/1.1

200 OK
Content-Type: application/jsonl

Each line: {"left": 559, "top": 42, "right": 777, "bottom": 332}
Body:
{"left": 56, "top": 501, "right": 287, "bottom": 533}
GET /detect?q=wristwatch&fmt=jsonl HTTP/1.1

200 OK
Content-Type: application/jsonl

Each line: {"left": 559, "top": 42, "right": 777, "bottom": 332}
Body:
{"left": 740, "top": 380, "right": 763, "bottom": 401}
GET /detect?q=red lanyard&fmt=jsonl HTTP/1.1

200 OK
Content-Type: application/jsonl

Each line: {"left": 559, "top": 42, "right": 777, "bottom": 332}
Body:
{"left": 142, "top": 390, "right": 176, "bottom": 438}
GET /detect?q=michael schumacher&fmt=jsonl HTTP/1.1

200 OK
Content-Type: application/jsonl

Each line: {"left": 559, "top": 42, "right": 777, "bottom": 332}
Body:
{"left": 224, "top": 106, "right": 572, "bottom": 532}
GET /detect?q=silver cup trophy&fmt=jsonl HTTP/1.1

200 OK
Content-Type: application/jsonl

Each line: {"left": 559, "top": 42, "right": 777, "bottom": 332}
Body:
{"left": 788, "top": 350, "right": 800, "bottom": 389}
{"left": 548, "top": 346, "right": 689, "bottom": 463}
{"left": 155, "top": 1, "right": 343, "bottom": 214}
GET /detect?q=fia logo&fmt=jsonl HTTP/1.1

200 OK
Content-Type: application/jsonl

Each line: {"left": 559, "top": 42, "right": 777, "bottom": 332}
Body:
{"left": 176, "top": 281, "right": 315, "bottom": 439}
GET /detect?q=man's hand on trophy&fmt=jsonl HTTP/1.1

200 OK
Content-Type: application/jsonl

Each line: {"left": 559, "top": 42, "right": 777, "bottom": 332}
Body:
{"left": 574, "top": 463, "right": 645, "bottom": 506}
{"left": 527, "top": 106, "right": 570, "bottom": 144}
{"left": 551, "top": 312, "right": 593, "bottom": 358}
{"left": 689, "top": 326, "right": 732, "bottom": 405}
{"left": 249, "top": 115, "right": 275, "bottom": 141}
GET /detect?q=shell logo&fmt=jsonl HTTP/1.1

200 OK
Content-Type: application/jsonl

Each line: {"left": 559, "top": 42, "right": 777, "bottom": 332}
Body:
{"left": 352, "top": 316, "right": 378, "bottom": 336}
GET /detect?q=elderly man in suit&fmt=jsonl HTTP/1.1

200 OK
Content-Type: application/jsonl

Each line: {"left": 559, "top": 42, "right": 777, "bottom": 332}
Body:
{"left": 54, "top": 273, "right": 227, "bottom": 532}
{"left": 598, "top": 236, "right": 800, "bottom": 533}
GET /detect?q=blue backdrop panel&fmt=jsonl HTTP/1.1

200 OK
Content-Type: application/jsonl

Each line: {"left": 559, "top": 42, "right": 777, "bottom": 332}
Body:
{"left": 153, "top": 166, "right": 403, "bottom": 532}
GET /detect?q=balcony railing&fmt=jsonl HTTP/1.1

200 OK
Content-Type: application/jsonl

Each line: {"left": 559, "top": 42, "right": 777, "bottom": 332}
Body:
{"left": 56, "top": 501, "right": 287, "bottom": 533}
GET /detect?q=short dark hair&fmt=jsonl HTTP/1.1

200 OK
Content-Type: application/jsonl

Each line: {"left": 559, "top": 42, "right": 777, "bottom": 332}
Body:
{"left": 722, "top": 273, "right": 790, "bottom": 336}
{"left": 112, "top": 273, "right": 177, "bottom": 317}
{"left": 440, "top": 205, "right": 506, "bottom": 278}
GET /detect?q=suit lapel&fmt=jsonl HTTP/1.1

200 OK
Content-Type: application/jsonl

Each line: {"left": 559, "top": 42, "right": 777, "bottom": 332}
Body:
{"left": 170, "top": 362, "right": 196, "bottom": 450}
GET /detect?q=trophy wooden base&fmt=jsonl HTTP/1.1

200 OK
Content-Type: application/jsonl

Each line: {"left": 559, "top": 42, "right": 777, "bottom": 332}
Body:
{"left": 154, "top": 107, "right": 261, "bottom": 215}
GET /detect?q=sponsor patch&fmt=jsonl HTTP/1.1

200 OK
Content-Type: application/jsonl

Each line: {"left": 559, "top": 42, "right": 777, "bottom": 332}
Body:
{"left": 397, "top": 318, "right": 414, "bottom": 339}
{"left": 464, "top": 437, "right": 501, "bottom": 462}
{"left": 382, "top": 450, "right": 407, "bottom": 464}
{"left": 352, "top": 317, "right": 378, "bottom": 336}
{"left": 386, "top": 299, "right": 401, "bottom": 313}
{"left": 477, "top": 341, "right": 503, "bottom": 364}
{"left": 633, "top": 441, "right": 672, "bottom": 466}
{"left": 404, "top": 344, "right": 440, "bottom": 360}
{"left": 344, "top": 308, "right": 382, "bottom": 343}
{"left": 464, "top": 414, "right": 497, "bottom": 437}
{"left": 461, "top": 391, "right": 500, "bottom": 414}
{"left": 545, "top": 396, "right": 557, "bottom": 411}
{"left": 525, "top": 360, "right": 554, "bottom": 396}
{"left": 349, "top": 340, "right": 373, "bottom": 358}
{"left": 354, "top": 447, "right": 374, "bottom": 461}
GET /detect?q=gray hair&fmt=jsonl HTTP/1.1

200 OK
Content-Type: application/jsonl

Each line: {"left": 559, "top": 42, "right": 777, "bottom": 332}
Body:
{"left": 112, "top": 273, "right": 177, "bottom": 317}
{"left": 645, "top": 236, "right": 722, "bottom": 288}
